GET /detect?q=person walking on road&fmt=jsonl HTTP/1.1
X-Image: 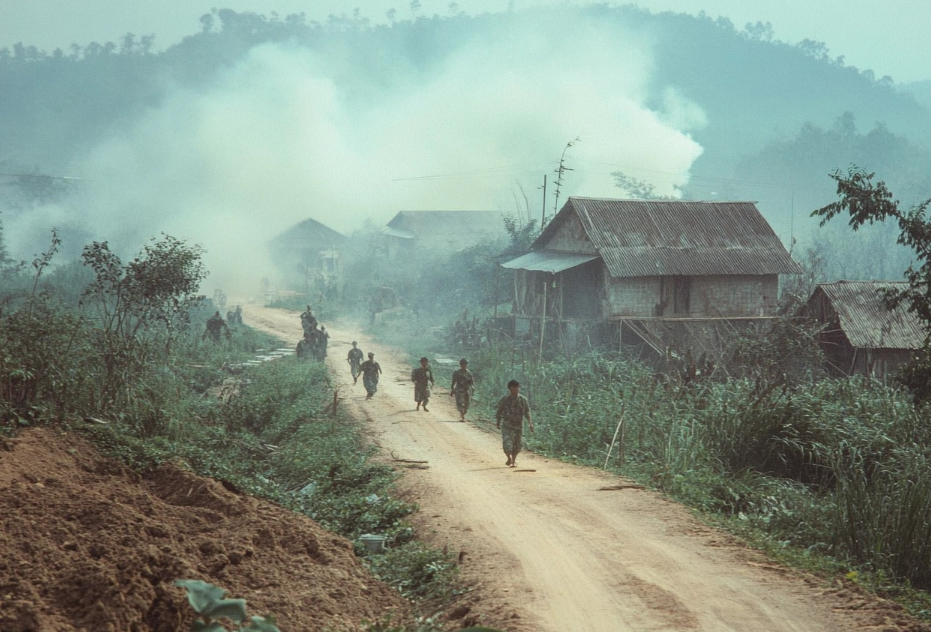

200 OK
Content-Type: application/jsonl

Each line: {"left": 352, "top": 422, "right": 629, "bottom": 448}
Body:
{"left": 449, "top": 358, "right": 474, "bottom": 422}
{"left": 359, "top": 352, "right": 382, "bottom": 400}
{"left": 496, "top": 379, "right": 534, "bottom": 467}
{"left": 347, "top": 341, "right": 364, "bottom": 384}
{"left": 411, "top": 356, "right": 435, "bottom": 412}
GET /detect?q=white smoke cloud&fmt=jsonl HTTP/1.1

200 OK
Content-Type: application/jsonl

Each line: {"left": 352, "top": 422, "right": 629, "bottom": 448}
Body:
{"left": 51, "top": 10, "right": 704, "bottom": 290}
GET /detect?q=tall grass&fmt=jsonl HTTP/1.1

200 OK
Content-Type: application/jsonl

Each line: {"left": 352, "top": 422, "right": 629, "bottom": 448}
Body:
{"left": 468, "top": 343, "right": 931, "bottom": 589}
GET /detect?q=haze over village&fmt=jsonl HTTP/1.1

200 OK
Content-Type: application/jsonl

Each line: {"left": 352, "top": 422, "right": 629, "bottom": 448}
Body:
{"left": 3, "top": 2, "right": 931, "bottom": 631}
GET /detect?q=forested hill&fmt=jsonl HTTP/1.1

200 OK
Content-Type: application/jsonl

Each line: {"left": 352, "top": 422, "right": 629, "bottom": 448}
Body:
{"left": 2, "top": 5, "right": 930, "bottom": 278}
{"left": 1, "top": 5, "right": 928, "bottom": 174}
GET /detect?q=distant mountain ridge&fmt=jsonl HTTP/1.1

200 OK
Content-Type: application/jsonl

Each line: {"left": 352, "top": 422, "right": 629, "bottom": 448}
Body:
{"left": 1, "top": 6, "right": 928, "bottom": 215}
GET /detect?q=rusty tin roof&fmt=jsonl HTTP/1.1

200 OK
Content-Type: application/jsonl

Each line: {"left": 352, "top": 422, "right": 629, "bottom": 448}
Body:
{"left": 534, "top": 198, "right": 801, "bottom": 277}
{"left": 811, "top": 281, "right": 926, "bottom": 350}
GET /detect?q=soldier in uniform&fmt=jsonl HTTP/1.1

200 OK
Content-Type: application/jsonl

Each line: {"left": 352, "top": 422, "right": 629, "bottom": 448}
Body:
{"left": 359, "top": 352, "right": 382, "bottom": 400}
{"left": 449, "top": 358, "right": 474, "bottom": 422}
{"left": 411, "top": 356, "right": 434, "bottom": 412}
{"left": 203, "top": 311, "right": 230, "bottom": 342}
{"left": 495, "top": 379, "right": 534, "bottom": 467}
{"left": 300, "top": 305, "right": 318, "bottom": 335}
{"left": 347, "top": 341, "right": 364, "bottom": 384}
{"left": 296, "top": 336, "right": 311, "bottom": 359}
{"left": 317, "top": 326, "right": 330, "bottom": 359}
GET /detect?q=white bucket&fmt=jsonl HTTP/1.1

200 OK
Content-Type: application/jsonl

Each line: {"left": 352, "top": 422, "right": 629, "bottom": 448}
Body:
{"left": 359, "top": 534, "right": 387, "bottom": 553}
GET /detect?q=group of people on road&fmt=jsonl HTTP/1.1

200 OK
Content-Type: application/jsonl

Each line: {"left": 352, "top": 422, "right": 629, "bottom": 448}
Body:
{"left": 346, "top": 341, "right": 383, "bottom": 400}
{"left": 226, "top": 305, "right": 243, "bottom": 326}
{"left": 345, "top": 341, "right": 533, "bottom": 467}
{"left": 297, "top": 305, "right": 330, "bottom": 361}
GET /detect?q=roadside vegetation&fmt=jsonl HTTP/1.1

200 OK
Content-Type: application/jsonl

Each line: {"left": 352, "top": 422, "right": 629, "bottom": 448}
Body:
{"left": 0, "top": 231, "right": 463, "bottom": 630}
{"left": 317, "top": 172, "right": 931, "bottom": 620}
{"left": 440, "top": 172, "right": 931, "bottom": 619}
{"left": 463, "top": 348, "right": 931, "bottom": 610}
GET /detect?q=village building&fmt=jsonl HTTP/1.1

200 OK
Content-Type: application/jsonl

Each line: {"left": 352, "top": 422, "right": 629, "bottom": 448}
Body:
{"left": 270, "top": 217, "right": 346, "bottom": 274}
{"left": 269, "top": 217, "right": 346, "bottom": 291}
{"left": 806, "top": 281, "right": 924, "bottom": 380}
{"left": 500, "top": 197, "right": 801, "bottom": 355}
{"left": 380, "top": 211, "right": 505, "bottom": 258}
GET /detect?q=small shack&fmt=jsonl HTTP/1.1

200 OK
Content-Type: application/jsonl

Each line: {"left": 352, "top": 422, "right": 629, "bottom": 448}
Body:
{"left": 269, "top": 217, "right": 347, "bottom": 282}
{"left": 806, "top": 281, "right": 924, "bottom": 380}
{"left": 380, "top": 211, "right": 504, "bottom": 258}
{"left": 500, "top": 197, "right": 801, "bottom": 354}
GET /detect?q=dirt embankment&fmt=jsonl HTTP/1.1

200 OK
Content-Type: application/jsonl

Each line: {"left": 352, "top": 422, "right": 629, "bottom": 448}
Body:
{"left": 0, "top": 428, "right": 407, "bottom": 632}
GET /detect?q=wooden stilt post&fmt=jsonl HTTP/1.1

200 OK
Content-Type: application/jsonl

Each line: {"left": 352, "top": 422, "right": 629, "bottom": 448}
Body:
{"left": 539, "top": 275, "right": 547, "bottom": 362}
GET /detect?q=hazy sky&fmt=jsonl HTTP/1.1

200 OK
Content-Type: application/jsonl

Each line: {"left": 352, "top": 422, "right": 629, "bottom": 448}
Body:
{"left": 6, "top": 11, "right": 705, "bottom": 289}
{"left": 1, "top": 0, "right": 929, "bottom": 84}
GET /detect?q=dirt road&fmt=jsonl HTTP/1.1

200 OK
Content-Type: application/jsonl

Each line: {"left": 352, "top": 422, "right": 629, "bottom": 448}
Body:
{"left": 242, "top": 305, "right": 918, "bottom": 632}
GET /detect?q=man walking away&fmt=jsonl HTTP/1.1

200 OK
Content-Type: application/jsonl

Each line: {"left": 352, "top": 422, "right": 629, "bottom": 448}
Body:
{"left": 450, "top": 358, "right": 474, "bottom": 422}
{"left": 359, "top": 352, "right": 382, "bottom": 400}
{"left": 411, "top": 356, "right": 434, "bottom": 412}
{"left": 203, "top": 311, "right": 230, "bottom": 342}
{"left": 347, "top": 341, "right": 363, "bottom": 384}
{"left": 496, "top": 379, "right": 533, "bottom": 467}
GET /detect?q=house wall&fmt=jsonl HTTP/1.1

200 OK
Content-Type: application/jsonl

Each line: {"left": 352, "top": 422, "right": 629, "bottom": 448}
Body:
{"left": 605, "top": 274, "right": 779, "bottom": 318}
{"left": 560, "top": 260, "right": 604, "bottom": 318}
{"left": 544, "top": 212, "right": 597, "bottom": 253}
{"left": 865, "top": 349, "right": 914, "bottom": 381}
{"left": 846, "top": 348, "right": 914, "bottom": 381}
{"left": 689, "top": 275, "right": 778, "bottom": 317}
{"left": 384, "top": 237, "right": 405, "bottom": 259}
{"left": 606, "top": 276, "right": 661, "bottom": 317}
{"left": 514, "top": 263, "right": 604, "bottom": 319}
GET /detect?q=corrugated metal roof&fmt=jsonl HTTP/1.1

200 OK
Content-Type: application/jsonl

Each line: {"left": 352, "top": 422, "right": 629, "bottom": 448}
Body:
{"left": 813, "top": 281, "right": 926, "bottom": 350}
{"left": 379, "top": 226, "right": 416, "bottom": 239}
{"left": 384, "top": 211, "right": 505, "bottom": 251}
{"left": 500, "top": 250, "right": 599, "bottom": 273}
{"left": 535, "top": 198, "right": 801, "bottom": 277}
{"left": 270, "top": 218, "right": 346, "bottom": 250}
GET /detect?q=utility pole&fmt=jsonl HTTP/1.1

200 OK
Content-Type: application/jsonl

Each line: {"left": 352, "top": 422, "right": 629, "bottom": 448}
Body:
{"left": 541, "top": 174, "right": 547, "bottom": 227}
{"left": 553, "top": 137, "right": 579, "bottom": 216}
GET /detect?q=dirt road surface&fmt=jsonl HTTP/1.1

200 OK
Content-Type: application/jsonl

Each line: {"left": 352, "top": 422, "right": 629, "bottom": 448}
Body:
{"left": 243, "top": 305, "right": 919, "bottom": 632}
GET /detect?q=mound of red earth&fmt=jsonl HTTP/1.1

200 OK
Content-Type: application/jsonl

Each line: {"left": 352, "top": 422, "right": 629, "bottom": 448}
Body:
{"left": 0, "top": 428, "right": 408, "bottom": 631}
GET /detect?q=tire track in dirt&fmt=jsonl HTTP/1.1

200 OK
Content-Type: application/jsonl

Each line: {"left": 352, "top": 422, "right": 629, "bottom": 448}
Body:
{"left": 242, "top": 304, "right": 922, "bottom": 632}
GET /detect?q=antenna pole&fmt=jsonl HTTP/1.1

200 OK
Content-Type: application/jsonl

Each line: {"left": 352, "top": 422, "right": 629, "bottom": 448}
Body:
{"left": 541, "top": 174, "right": 547, "bottom": 227}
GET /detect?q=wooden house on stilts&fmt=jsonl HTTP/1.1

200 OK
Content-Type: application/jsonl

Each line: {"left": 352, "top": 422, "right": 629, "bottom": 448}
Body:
{"left": 500, "top": 197, "right": 801, "bottom": 356}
